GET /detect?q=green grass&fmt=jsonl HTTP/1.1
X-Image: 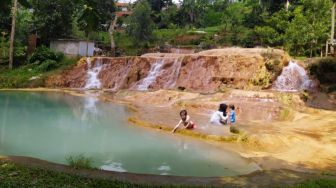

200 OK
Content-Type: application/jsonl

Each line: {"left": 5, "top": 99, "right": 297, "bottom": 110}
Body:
{"left": 0, "top": 56, "right": 78, "bottom": 88}
{"left": 153, "top": 28, "right": 188, "bottom": 43}
{"left": 0, "top": 160, "right": 140, "bottom": 188}
{"left": 66, "top": 154, "right": 94, "bottom": 169}
{"left": 0, "top": 160, "right": 202, "bottom": 188}
{"left": 112, "top": 26, "right": 223, "bottom": 56}
{"left": 0, "top": 160, "right": 335, "bottom": 188}
{"left": 287, "top": 179, "right": 336, "bottom": 188}
{"left": 114, "top": 32, "right": 140, "bottom": 56}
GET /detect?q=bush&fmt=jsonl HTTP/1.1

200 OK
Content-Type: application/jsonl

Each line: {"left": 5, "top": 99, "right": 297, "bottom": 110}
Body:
{"left": 28, "top": 46, "right": 63, "bottom": 64}
{"left": 308, "top": 57, "right": 336, "bottom": 85}
{"left": 37, "top": 59, "right": 59, "bottom": 72}
{"left": 66, "top": 154, "right": 93, "bottom": 169}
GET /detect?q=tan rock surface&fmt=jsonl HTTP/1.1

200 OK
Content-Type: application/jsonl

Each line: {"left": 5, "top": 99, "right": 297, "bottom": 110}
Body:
{"left": 46, "top": 48, "right": 290, "bottom": 92}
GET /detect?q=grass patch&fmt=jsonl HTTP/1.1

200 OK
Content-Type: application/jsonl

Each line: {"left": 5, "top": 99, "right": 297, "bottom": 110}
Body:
{"left": 0, "top": 160, "right": 148, "bottom": 188}
{"left": 287, "top": 178, "right": 336, "bottom": 188}
{"left": 0, "top": 56, "right": 78, "bottom": 88}
{"left": 66, "top": 154, "right": 94, "bottom": 169}
{"left": 0, "top": 159, "right": 335, "bottom": 187}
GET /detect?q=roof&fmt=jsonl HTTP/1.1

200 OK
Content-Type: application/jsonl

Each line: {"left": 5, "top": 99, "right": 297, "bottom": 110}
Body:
{"left": 116, "top": 2, "right": 130, "bottom": 7}
{"left": 51, "top": 39, "right": 94, "bottom": 43}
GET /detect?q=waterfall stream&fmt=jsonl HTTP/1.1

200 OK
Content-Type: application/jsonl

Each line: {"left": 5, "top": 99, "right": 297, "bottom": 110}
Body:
{"left": 273, "top": 61, "right": 317, "bottom": 91}
{"left": 137, "top": 59, "right": 165, "bottom": 90}
{"left": 164, "top": 57, "right": 183, "bottom": 89}
{"left": 84, "top": 58, "right": 103, "bottom": 89}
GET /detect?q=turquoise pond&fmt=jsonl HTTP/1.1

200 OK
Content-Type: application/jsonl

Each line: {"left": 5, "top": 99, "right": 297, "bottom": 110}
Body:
{"left": 0, "top": 91, "right": 259, "bottom": 177}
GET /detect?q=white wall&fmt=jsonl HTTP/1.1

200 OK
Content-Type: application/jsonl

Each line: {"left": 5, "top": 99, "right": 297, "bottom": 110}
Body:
{"left": 50, "top": 41, "right": 94, "bottom": 57}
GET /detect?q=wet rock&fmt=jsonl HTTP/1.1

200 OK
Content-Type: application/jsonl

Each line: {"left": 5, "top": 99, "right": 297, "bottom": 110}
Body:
{"left": 46, "top": 48, "right": 290, "bottom": 92}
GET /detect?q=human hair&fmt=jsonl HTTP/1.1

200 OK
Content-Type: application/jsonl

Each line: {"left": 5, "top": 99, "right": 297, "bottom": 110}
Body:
{"left": 219, "top": 103, "right": 227, "bottom": 116}
{"left": 180, "top": 110, "right": 187, "bottom": 117}
{"left": 230, "top": 104, "right": 235, "bottom": 110}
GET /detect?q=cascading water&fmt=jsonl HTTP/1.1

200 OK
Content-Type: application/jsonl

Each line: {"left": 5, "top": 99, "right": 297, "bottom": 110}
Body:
{"left": 273, "top": 61, "right": 317, "bottom": 91}
{"left": 84, "top": 57, "right": 103, "bottom": 89}
{"left": 164, "top": 57, "right": 183, "bottom": 89}
{"left": 111, "top": 60, "right": 132, "bottom": 91}
{"left": 137, "top": 59, "right": 165, "bottom": 90}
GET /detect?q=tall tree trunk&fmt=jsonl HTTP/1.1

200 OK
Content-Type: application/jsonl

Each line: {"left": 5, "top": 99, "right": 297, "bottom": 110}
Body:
{"left": 285, "top": 0, "right": 289, "bottom": 11}
{"left": 331, "top": 3, "right": 335, "bottom": 55}
{"left": 9, "top": 0, "right": 18, "bottom": 70}
{"left": 108, "top": 15, "right": 118, "bottom": 57}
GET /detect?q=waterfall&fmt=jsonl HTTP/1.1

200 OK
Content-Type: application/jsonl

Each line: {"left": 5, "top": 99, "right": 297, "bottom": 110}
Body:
{"left": 84, "top": 57, "right": 103, "bottom": 90}
{"left": 273, "top": 61, "right": 317, "bottom": 91}
{"left": 137, "top": 59, "right": 165, "bottom": 90}
{"left": 111, "top": 60, "right": 132, "bottom": 91}
{"left": 164, "top": 57, "right": 183, "bottom": 89}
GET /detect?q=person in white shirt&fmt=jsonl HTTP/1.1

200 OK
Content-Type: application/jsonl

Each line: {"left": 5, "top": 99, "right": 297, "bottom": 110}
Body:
{"left": 172, "top": 110, "right": 196, "bottom": 133}
{"left": 210, "top": 103, "right": 228, "bottom": 125}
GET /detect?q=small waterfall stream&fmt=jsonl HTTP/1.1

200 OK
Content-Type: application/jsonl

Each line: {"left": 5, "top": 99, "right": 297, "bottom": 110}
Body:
{"left": 273, "top": 61, "right": 317, "bottom": 91}
{"left": 137, "top": 59, "right": 165, "bottom": 90}
{"left": 84, "top": 58, "right": 103, "bottom": 89}
{"left": 164, "top": 57, "right": 183, "bottom": 89}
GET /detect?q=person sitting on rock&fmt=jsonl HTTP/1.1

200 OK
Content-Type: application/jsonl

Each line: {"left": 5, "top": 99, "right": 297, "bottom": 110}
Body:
{"left": 210, "top": 103, "right": 228, "bottom": 125}
{"left": 229, "top": 104, "right": 236, "bottom": 125}
{"left": 172, "top": 110, "right": 196, "bottom": 133}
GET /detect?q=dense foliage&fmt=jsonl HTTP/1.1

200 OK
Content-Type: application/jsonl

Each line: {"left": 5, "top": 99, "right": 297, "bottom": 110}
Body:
{"left": 0, "top": 0, "right": 335, "bottom": 63}
{"left": 309, "top": 57, "right": 336, "bottom": 92}
{"left": 126, "top": 0, "right": 155, "bottom": 46}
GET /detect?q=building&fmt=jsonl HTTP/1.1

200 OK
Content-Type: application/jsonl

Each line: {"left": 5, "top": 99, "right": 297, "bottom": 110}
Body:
{"left": 50, "top": 39, "right": 94, "bottom": 57}
{"left": 116, "top": 2, "right": 132, "bottom": 17}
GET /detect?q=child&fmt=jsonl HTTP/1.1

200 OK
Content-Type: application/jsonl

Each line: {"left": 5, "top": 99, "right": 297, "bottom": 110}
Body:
{"left": 172, "top": 110, "right": 196, "bottom": 133}
{"left": 229, "top": 104, "right": 236, "bottom": 125}
{"left": 210, "top": 103, "right": 228, "bottom": 125}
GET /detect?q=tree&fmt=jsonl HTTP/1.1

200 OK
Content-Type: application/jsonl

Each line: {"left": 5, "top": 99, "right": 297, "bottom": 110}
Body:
{"left": 0, "top": 0, "right": 30, "bottom": 32}
{"left": 77, "top": 0, "right": 115, "bottom": 56}
{"left": 31, "top": 0, "right": 78, "bottom": 44}
{"left": 177, "top": 0, "right": 210, "bottom": 27}
{"left": 127, "top": 0, "right": 155, "bottom": 46}
{"left": 9, "top": 0, "right": 18, "bottom": 69}
{"left": 1, "top": 0, "right": 30, "bottom": 69}
{"left": 148, "top": 0, "right": 172, "bottom": 12}
{"left": 222, "top": 2, "right": 247, "bottom": 31}
{"left": 78, "top": 4, "right": 99, "bottom": 56}
{"left": 285, "top": 0, "right": 332, "bottom": 57}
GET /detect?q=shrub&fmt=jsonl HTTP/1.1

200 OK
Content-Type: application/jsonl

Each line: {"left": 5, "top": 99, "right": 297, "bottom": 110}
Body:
{"left": 66, "top": 154, "right": 93, "bottom": 169}
{"left": 37, "top": 59, "right": 59, "bottom": 72}
{"left": 308, "top": 57, "right": 336, "bottom": 84}
{"left": 28, "top": 46, "right": 63, "bottom": 64}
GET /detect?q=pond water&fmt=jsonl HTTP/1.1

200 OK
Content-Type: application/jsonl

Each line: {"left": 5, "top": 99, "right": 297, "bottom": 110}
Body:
{"left": 0, "top": 91, "right": 259, "bottom": 177}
